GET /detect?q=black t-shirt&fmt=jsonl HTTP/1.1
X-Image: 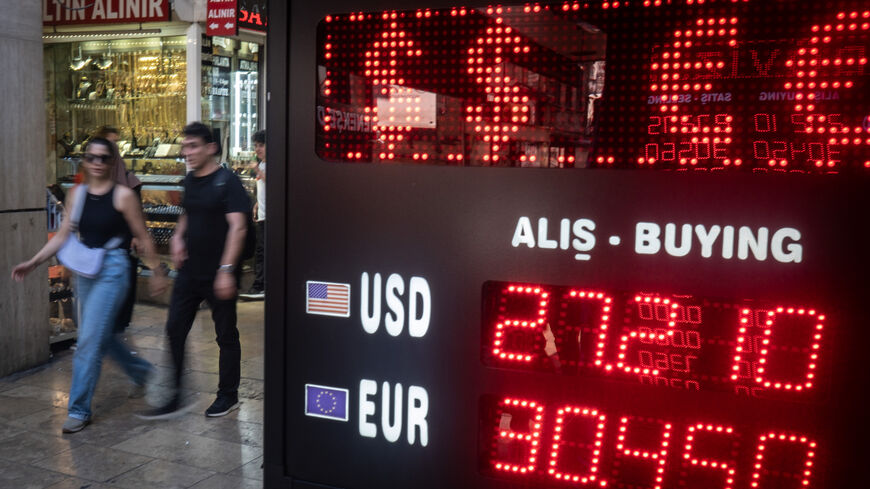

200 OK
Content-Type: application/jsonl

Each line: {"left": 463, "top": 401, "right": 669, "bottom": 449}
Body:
{"left": 181, "top": 168, "right": 250, "bottom": 279}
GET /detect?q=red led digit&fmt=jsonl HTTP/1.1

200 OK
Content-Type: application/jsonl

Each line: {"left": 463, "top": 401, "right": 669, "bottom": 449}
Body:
{"left": 771, "top": 141, "right": 789, "bottom": 161}
{"left": 754, "top": 113, "right": 778, "bottom": 133}
{"left": 790, "top": 141, "right": 808, "bottom": 161}
{"left": 493, "top": 398, "right": 545, "bottom": 475}
{"left": 749, "top": 432, "right": 817, "bottom": 488}
{"left": 783, "top": 9, "right": 870, "bottom": 171}
{"left": 681, "top": 423, "right": 738, "bottom": 489}
{"left": 565, "top": 290, "right": 613, "bottom": 368}
{"left": 643, "top": 17, "right": 738, "bottom": 168}
{"left": 547, "top": 406, "right": 607, "bottom": 486}
{"left": 731, "top": 307, "right": 825, "bottom": 392}
{"left": 491, "top": 285, "right": 550, "bottom": 363}
{"left": 364, "top": 13, "right": 425, "bottom": 162}
{"left": 614, "top": 417, "right": 672, "bottom": 489}
{"left": 644, "top": 144, "right": 660, "bottom": 164}
{"left": 611, "top": 295, "right": 681, "bottom": 375}
{"left": 467, "top": 9, "right": 531, "bottom": 165}
{"left": 648, "top": 116, "right": 663, "bottom": 135}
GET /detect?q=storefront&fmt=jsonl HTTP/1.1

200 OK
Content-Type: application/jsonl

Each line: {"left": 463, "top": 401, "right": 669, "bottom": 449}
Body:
{"left": 42, "top": 0, "right": 267, "bottom": 343}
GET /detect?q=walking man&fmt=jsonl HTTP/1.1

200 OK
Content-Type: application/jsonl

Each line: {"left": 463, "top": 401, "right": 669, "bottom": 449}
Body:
{"left": 240, "top": 130, "right": 265, "bottom": 300}
{"left": 140, "top": 122, "right": 250, "bottom": 418}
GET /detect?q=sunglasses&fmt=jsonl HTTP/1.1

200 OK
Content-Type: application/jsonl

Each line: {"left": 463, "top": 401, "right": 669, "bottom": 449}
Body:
{"left": 83, "top": 153, "right": 112, "bottom": 164}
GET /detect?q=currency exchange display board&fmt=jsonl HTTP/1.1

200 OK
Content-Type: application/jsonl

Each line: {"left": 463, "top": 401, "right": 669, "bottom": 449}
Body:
{"left": 264, "top": 1, "right": 870, "bottom": 488}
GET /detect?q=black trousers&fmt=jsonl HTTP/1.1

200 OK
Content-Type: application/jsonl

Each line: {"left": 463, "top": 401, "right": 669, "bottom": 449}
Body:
{"left": 165, "top": 271, "right": 241, "bottom": 398}
{"left": 252, "top": 220, "right": 265, "bottom": 290}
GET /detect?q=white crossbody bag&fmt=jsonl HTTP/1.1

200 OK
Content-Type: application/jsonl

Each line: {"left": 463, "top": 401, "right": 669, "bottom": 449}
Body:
{"left": 57, "top": 185, "right": 124, "bottom": 279}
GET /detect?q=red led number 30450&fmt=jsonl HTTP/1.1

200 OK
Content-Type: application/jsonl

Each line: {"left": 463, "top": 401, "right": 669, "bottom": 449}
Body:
{"left": 491, "top": 398, "right": 817, "bottom": 488}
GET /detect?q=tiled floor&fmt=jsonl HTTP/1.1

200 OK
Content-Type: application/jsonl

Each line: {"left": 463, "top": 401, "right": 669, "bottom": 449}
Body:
{"left": 0, "top": 302, "right": 265, "bottom": 489}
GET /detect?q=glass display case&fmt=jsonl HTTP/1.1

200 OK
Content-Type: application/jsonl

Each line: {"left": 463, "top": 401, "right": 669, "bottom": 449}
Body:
{"left": 231, "top": 69, "right": 259, "bottom": 159}
{"left": 138, "top": 175, "right": 184, "bottom": 252}
{"left": 45, "top": 35, "right": 188, "bottom": 183}
{"left": 201, "top": 36, "right": 262, "bottom": 166}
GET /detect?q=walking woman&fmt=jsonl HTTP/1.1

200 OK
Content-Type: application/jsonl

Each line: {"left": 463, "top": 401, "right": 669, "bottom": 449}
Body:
{"left": 95, "top": 125, "right": 143, "bottom": 334}
{"left": 11, "top": 137, "right": 168, "bottom": 433}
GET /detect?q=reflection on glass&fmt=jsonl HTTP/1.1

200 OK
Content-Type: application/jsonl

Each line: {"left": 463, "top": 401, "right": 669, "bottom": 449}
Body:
{"left": 316, "top": 6, "right": 606, "bottom": 168}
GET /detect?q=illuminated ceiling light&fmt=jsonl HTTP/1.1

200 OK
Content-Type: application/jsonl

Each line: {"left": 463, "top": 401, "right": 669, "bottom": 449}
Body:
{"left": 43, "top": 28, "right": 162, "bottom": 41}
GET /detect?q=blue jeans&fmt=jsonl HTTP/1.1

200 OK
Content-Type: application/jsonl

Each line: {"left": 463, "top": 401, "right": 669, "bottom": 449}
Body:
{"left": 68, "top": 249, "right": 152, "bottom": 421}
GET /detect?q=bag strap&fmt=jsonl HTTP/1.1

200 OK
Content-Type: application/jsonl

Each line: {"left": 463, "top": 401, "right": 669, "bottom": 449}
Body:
{"left": 213, "top": 167, "right": 232, "bottom": 213}
{"left": 68, "top": 184, "right": 88, "bottom": 232}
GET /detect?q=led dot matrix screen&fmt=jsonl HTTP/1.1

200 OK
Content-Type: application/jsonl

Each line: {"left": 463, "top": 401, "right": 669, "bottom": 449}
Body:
{"left": 316, "top": 1, "right": 868, "bottom": 172}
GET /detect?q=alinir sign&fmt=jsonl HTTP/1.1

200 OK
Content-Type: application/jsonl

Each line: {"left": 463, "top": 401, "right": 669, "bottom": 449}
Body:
{"left": 43, "top": 0, "right": 170, "bottom": 26}
{"left": 207, "top": 0, "right": 238, "bottom": 37}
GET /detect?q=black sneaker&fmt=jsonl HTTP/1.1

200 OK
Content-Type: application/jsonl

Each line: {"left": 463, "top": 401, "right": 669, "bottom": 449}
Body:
{"left": 136, "top": 397, "right": 184, "bottom": 420}
{"left": 239, "top": 288, "right": 264, "bottom": 300}
{"left": 205, "top": 396, "right": 240, "bottom": 417}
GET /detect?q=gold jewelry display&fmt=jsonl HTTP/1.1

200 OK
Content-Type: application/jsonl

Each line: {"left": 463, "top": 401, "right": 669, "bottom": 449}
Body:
{"left": 58, "top": 38, "right": 188, "bottom": 155}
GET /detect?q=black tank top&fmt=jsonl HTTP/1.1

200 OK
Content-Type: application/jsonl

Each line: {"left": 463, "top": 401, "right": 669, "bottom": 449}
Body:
{"left": 78, "top": 186, "right": 132, "bottom": 249}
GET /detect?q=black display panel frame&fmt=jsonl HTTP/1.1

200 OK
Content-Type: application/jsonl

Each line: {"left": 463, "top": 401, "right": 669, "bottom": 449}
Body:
{"left": 264, "top": 1, "right": 870, "bottom": 488}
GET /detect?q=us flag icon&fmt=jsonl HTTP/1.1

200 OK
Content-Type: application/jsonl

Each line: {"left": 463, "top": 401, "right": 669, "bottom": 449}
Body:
{"left": 306, "top": 281, "right": 351, "bottom": 317}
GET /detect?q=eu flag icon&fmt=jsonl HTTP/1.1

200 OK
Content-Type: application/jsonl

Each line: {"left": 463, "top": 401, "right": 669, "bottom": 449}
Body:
{"left": 305, "top": 384, "right": 349, "bottom": 421}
